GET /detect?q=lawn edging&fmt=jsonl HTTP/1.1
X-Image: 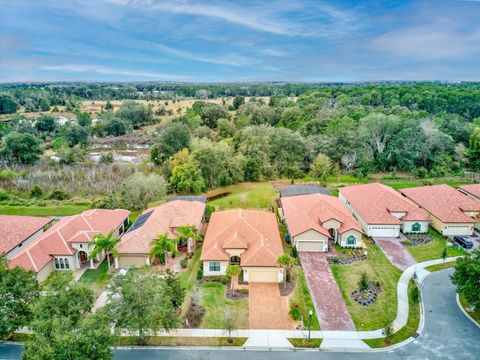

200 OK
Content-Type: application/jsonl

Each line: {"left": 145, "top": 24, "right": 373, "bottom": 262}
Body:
{"left": 456, "top": 293, "right": 480, "bottom": 329}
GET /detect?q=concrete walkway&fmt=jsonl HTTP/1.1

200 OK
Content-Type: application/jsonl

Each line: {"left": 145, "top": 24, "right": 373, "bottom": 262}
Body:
{"left": 373, "top": 236, "right": 417, "bottom": 270}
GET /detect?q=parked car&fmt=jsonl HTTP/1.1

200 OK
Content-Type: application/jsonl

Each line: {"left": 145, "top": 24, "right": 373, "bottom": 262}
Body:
{"left": 453, "top": 236, "right": 473, "bottom": 249}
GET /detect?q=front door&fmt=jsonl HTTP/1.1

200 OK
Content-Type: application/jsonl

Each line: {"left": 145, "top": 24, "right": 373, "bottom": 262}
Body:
{"left": 79, "top": 251, "right": 88, "bottom": 263}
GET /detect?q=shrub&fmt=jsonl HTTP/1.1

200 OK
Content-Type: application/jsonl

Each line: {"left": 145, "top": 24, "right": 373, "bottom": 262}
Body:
{"left": 30, "top": 185, "right": 43, "bottom": 198}
{"left": 0, "top": 168, "right": 19, "bottom": 180}
{"left": 291, "top": 246, "right": 298, "bottom": 258}
{"left": 99, "top": 153, "right": 114, "bottom": 164}
{"left": 358, "top": 272, "right": 369, "bottom": 291}
{"left": 48, "top": 189, "right": 70, "bottom": 200}
{"left": 196, "top": 266, "right": 203, "bottom": 280}
{"left": 0, "top": 188, "right": 11, "bottom": 201}
{"left": 289, "top": 303, "right": 301, "bottom": 320}
{"left": 205, "top": 204, "right": 215, "bottom": 221}
{"left": 180, "top": 259, "right": 188, "bottom": 268}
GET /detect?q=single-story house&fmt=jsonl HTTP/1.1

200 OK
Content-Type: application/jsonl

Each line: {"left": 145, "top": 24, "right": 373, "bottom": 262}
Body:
{"left": 279, "top": 184, "right": 330, "bottom": 198}
{"left": 339, "top": 183, "right": 430, "bottom": 237}
{"left": 115, "top": 199, "right": 206, "bottom": 269}
{"left": 458, "top": 184, "right": 480, "bottom": 203}
{"left": 0, "top": 215, "right": 53, "bottom": 259}
{"left": 281, "top": 193, "right": 363, "bottom": 251}
{"left": 401, "top": 184, "right": 480, "bottom": 235}
{"left": 7, "top": 209, "right": 130, "bottom": 281}
{"left": 201, "top": 210, "right": 284, "bottom": 283}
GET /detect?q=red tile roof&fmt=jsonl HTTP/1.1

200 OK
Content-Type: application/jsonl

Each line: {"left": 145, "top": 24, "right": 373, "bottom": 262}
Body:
{"left": 117, "top": 200, "right": 205, "bottom": 255}
{"left": 339, "top": 183, "right": 429, "bottom": 225}
{"left": 458, "top": 184, "right": 480, "bottom": 200}
{"left": 400, "top": 184, "right": 480, "bottom": 223}
{"left": 0, "top": 215, "right": 52, "bottom": 255}
{"left": 281, "top": 194, "right": 363, "bottom": 238}
{"left": 201, "top": 210, "right": 283, "bottom": 267}
{"left": 8, "top": 209, "right": 129, "bottom": 272}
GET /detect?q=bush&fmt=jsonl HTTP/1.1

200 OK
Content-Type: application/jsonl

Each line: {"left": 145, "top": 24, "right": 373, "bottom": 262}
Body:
{"left": 358, "top": 272, "right": 369, "bottom": 291}
{"left": 291, "top": 246, "right": 298, "bottom": 258}
{"left": 205, "top": 204, "right": 215, "bottom": 221}
{"left": 0, "top": 188, "right": 11, "bottom": 201}
{"left": 196, "top": 266, "right": 203, "bottom": 280}
{"left": 180, "top": 259, "right": 188, "bottom": 268}
{"left": 30, "top": 185, "right": 43, "bottom": 198}
{"left": 48, "top": 190, "right": 70, "bottom": 200}
{"left": 0, "top": 168, "right": 19, "bottom": 180}
{"left": 289, "top": 303, "right": 301, "bottom": 320}
{"left": 99, "top": 153, "right": 114, "bottom": 164}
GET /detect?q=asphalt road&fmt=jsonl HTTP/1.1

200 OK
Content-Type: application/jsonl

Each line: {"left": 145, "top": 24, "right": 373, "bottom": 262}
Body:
{"left": 1, "top": 269, "right": 478, "bottom": 360}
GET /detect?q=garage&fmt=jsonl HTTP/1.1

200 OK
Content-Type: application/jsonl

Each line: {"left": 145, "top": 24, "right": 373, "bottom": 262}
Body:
{"left": 296, "top": 239, "right": 327, "bottom": 252}
{"left": 244, "top": 267, "right": 280, "bottom": 283}
{"left": 442, "top": 225, "right": 473, "bottom": 236}
{"left": 118, "top": 254, "right": 148, "bottom": 268}
{"left": 367, "top": 225, "right": 400, "bottom": 237}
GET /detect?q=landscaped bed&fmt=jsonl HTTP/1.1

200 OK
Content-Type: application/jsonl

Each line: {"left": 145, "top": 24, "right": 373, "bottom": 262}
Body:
{"left": 331, "top": 241, "right": 402, "bottom": 330}
{"left": 289, "top": 267, "right": 320, "bottom": 330}
{"left": 406, "top": 230, "right": 465, "bottom": 262}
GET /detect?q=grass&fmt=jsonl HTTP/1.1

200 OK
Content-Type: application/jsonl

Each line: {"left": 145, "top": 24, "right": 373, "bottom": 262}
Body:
{"left": 207, "top": 182, "right": 277, "bottom": 210}
{"left": 179, "top": 247, "right": 202, "bottom": 318}
{"left": 459, "top": 294, "right": 480, "bottom": 324}
{"left": 425, "top": 261, "right": 457, "bottom": 272}
{"left": 288, "top": 338, "right": 323, "bottom": 348}
{"left": 0, "top": 204, "right": 90, "bottom": 216}
{"left": 199, "top": 282, "right": 249, "bottom": 329}
{"left": 117, "top": 336, "right": 247, "bottom": 347}
{"left": 363, "top": 280, "right": 421, "bottom": 348}
{"left": 289, "top": 267, "right": 320, "bottom": 330}
{"left": 330, "top": 241, "right": 402, "bottom": 330}
{"left": 78, "top": 260, "right": 113, "bottom": 293}
{"left": 405, "top": 229, "right": 466, "bottom": 263}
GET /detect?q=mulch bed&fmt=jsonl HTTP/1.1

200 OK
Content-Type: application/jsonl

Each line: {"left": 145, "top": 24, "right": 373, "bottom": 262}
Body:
{"left": 279, "top": 280, "right": 296, "bottom": 296}
{"left": 225, "top": 286, "right": 249, "bottom": 300}
{"left": 402, "top": 234, "right": 433, "bottom": 247}
{"left": 350, "top": 282, "right": 383, "bottom": 307}
{"left": 328, "top": 254, "right": 367, "bottom": 265}
{"left": 183, "top": 291, "right": 205, "bottom": 328}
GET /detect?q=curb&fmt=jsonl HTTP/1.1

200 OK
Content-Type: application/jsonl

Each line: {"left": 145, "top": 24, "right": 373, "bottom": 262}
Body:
{"left": 455, "top": 293, "right": 480, "bottom": 329}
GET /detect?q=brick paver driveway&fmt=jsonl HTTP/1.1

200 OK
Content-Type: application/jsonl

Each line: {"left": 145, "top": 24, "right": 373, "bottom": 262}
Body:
{"left": 249, "top": 283, "right": 293, "bottom": 329}
{"left": 373, "top": 236, "right": 416, "bottom": 270}
{"left": 299, "top": 252, "right": 356, "bottom": 331}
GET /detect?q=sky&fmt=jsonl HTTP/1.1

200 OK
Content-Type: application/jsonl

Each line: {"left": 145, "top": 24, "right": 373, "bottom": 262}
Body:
{"left": 0, "top": 0, "right": 479, "bottom": 83}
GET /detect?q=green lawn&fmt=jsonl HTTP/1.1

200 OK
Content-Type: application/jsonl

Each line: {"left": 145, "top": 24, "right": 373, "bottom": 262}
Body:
{"left": 117, "top": 336, "right": 247, "bottom": 346}
{"left": 363, "top": 280, "right": 420, "bottom": 348}
{"left": 288, "top": 338, "right": 323, "bottom": 348}
{"left": 425, "top": 261, "right": 457, "bottom": 272}
{"left": 290, "top": 267, "right": 320, "bottom": 330}
{"left": 207, "top": 182, "right": 277, "bottom": 210}
{"left": 330, "top": 241, "right": 402, "bottom": 330}
{"left": 459, "top": 294, "right": 480, "bottom": 324}
{"left": 78, "top": 260, "right": 113, "bottom": 293}
{"left": 0, "top": 204, "right": 90, "bottom": 216}
{"left": 405, "top": 230, "right": 466, "bottom": 263}
{"left": 199, "top": 282, "right": 249, "bottom": 329}
{"left": 179, "top": 247, "right": 202, "bottom": 318}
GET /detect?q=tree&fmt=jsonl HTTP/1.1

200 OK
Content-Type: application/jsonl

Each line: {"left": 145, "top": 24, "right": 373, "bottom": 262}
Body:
{"left": 164, "top": 271, "right": 185, "bottom": 310}
{"left": 170, "top": 161, "right": 205, "bottom": 194}
{"left": 0, "top": 94, "right": 19, "bottom": 114}
{"left": 76, "top": 111, "right": 92, "bottom": 127}
{"left": 226, "top": 265, "right": 241, "bottom": 293}
{"left": 200, "top": 103, "right": 229, "bottom": 128}
{"left": 107, "top": 272, "right": 179, "bottom": 345}
{"left": 233, "top": 96, "right": 245, "bottom": 110}
{"left": 358, "top": 272, "right": 369, "bottom": 291}
{"left": 383, "top": 323, "right": 393, "bottom": 344}
{"left": 150, "top": 234, "right": 178, "bottom": 267}
{"left": 277, "top": 254, "right": 295, "bottom": 289}
{"left": 151, "top": 122, "right": 190, "bottom": 165}
{"left": 57, "top": 144, "right": 86, "bottom": 164}
{"left": 451, "top": 250, "right": 480, "bottom": 310}
{"left": 104, "top": 100, "right": 113, "bottom": 111}
{"left": 0, "top": 257, "right": 39, "bottom": 338}
{"left": 117, "top": 101, "right": 153, "bottom": 129}
{"left": 175, "top": 225, "right": 201, "bottom": 254}
{"left": 89, "top": 231, "right": 121, "bottom": 270}
{"left": 120, "top": 173, "right": 167, "bottom": 210}
{"left": 64, "top": 121, "right": 89, "bottom": 147}
{"left": 468, "top": 127, "right": 480, "bottom": 171}
{"left": 410, "top": 284, "right": 421, "bottom": 309}
{"left": 310, "top": 153, "right": 333, "bottom": 179}
{"left": 1, "top": 132, "right": 43, "bottom": 164}
{"left": 34, "top": 115, "right": 57, "bottom": 134}
{"left": 223, "top": 310, "right": 237, "bottom": 343}
{"left": 442, "top": 247, "right": 448, "bottom": 266}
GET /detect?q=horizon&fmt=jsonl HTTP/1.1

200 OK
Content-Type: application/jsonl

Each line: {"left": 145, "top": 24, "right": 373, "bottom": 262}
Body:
{"left": 1, "top": 0, "right": 480, "bottom": 82}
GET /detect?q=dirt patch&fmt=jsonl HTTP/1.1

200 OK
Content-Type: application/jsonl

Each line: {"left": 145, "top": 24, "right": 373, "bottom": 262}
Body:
{"left": 183, "top": 291, "right": 205, "bottom": 328}
{"left": 279, "top": 280, "right": 296, "bottom": 296}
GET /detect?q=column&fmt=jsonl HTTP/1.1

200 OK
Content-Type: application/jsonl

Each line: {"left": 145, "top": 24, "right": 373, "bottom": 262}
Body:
{"left": 114, "top": 257, "right": 119, "bottom": 269}
{"left": 145, "top": 256, "right": 150, "bottom": 266}
{"left": 89, "top": 258, "right": 94, "bottom": 269}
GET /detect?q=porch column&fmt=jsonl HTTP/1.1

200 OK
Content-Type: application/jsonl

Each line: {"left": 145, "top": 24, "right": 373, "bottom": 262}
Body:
{"left": 187, "top": 238, "right": 192, "bottom": 253}
{"left": 114, "top": 257, "right": 119, "bottom": 269}
{"left": 145, "top": 256, "right": 150, "bottom": 266}
{"left": 89, "top": 258, "right": 94, "bottom": 269}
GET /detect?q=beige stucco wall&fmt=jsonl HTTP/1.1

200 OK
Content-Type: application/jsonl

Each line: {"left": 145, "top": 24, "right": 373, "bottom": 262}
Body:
{"left": 37, "top": 261, "right": 54, "bottom": 283}
{"left": 225, "top": 249, "right": 246, "bottom": 257}
{"left": 118, "top": 254, "right": 148, "bottom": 268}
{"left": 203, "top": 260, "right": 228, "bottom": 276}
{"left": 243, "top": 266, "right": 282, "bottom": 283}
{"left": 322, "top": 219, "right": 341, "bottom": 230}
{"left": 339, "top": 229, "right": 362, "bottom": 248}
{"left": 430, "top": 215, "right": 474, "bottom": 236}
{"left": 294, "top": 229, "right": 328, "bottom": 252}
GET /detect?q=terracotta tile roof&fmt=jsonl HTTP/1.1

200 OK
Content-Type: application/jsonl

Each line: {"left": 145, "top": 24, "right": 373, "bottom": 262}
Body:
{"left": 8, "top": 209, "right": 129, "bottom": 272}
{"left": 281, "top": 194, "right": 363, "bottom": 238}
{"left": 400, "top": 184, "right": 480, "bottom": 223}
{"left": 117, "top": 200, "right": 205, "bottom": 255}
{"left": 339, "top": 183, "right": 429, "bottom": 225}
{"left": 458, "top": 184, "right": 480, "bottom": 200}
{"left": 0, "top": 215, "right": 52, "bottom": 255}
{"left": 201, "top": 210, "right": 283, "bottom": 267}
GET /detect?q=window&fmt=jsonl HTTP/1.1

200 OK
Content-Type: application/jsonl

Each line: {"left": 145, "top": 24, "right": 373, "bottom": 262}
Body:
{"left": 347, "top": 235, "right": 356, "bottom": 245}
{"left": 54, "top": 258, "right": 59, "bottom": 269}
{"left": 59, "top": 258, "right": 65, "bottom": 269}
{"left": 64, "top": 258, "right": 70, "bottom": 269}
{"left": 209, "top": 261, "right": 220, "bottom": 272}
{"left": 230, "top": 256, "right": 241, "bottom": 265}
{"left": 412, "top": 223, "right": 421, "bottom": 232}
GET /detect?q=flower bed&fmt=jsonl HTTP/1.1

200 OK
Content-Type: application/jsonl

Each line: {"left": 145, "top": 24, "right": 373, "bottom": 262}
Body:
{"left": 328, "top": 254, "right": 366, "bottom": 265}
{"left": 402, "top": 234, "right": 433, "bottom": 247}
{"left": 350, "top": 282, "right": 382, "bottom": 307}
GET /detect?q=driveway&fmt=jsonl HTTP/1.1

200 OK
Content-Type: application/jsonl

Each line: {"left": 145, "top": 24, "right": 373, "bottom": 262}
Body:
{"left": 249, "top": 283, "right": 293, "bottom": 329}
{"left": 373, "top": 236, "right": 416, "bottom": 270}
{"left": 299, "top": 252, "right": 356, "bottom": 331}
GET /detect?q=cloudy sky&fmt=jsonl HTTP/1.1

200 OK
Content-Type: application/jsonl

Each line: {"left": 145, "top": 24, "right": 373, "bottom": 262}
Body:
{"left": 1, "top": 0, "right": 479, "bottom": 82}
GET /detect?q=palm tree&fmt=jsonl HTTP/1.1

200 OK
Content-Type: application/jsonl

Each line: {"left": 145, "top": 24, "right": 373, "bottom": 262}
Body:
{"left": 150, "top": 234, "right": 178, "bottom": 267}
{"left": 175, "top": 225, "right": 202, "bottom": 253}
{"left": 277, "top": 254, "right": 295, "bottom": 289}
{"left": 226, "top": 265, "right": 241, "bottom": 293}
{"left": 89, "top": 231, "right": 120, "bottom": 270}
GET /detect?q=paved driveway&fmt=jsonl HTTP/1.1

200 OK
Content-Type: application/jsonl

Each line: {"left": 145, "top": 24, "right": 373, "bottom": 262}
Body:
{"left": 373, "top": 236, "right": 416, "bottom": 270}
{"left": 299, "top": 252, "right": 356, "bottom": 331}
{"left": 249, "top": 283, "right": 293, "bottom": 329}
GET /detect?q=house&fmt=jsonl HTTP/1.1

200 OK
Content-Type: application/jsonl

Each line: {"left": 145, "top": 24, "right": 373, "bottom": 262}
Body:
{"left": 115, "top": 199, "right": 206, "bottom": 269}
{"left": 201, "top": 210, "right": 284, "bottom": 283}
{"left": 339, "top": 183, "right": 430, "bottom": 237}
{"left": 458, "top": 184, "right": 480, "bottom": 202}
{"left": 401, "top": 185, "right": 480, "bottom": 235}
{"left": 281, "top": 194, "right": 363, "bottom": 251}
{"left": 7, "top": 209, "right": 130, "bottom": 281}
{"left": 0, "top": 215, "right": 53, "bottom": 259}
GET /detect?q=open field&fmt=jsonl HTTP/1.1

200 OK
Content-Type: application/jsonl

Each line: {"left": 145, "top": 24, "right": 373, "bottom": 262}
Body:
{"left": 0, "top": 204, "right": 90, "bottom": 216}
{"left": 331, "top": 241, "right": 402, "bottom": 331}
{"left": 406, "top": 230, "right": 466, "bottom": 263}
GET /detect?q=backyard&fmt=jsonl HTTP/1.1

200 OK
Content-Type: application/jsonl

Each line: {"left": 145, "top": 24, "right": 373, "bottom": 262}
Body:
{"left": 206, "top": 182, "right": 278, "bottom": 210}
{"left": 330, "top": 241, "right": 402, "bottom": 330}
{"left": 405, "top": 230, "right": 466, "bottom": 263}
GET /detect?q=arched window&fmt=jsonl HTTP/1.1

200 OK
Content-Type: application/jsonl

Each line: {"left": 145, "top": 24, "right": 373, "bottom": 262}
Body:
{"left": 412, "top": 223, "right": 421, "bottom": 232}
{"left": 59, "top": 258, "right": 65, "bottom": 269}
{"left": 230, "top": 256, "right": 241, "bottom": 265}
{"left": 54, "top": 258, "right": 59, "bottom": 269}
{"left": 64, "top": 258, "right": 70, "bottom": 269}
{"left": 347, "top": 235, "right": 356, "bottom": 245}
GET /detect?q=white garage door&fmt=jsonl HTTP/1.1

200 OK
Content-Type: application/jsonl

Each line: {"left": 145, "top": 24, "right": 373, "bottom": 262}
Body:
{"left": 296, "top": 240, "right": 326, "bottom": 252}
{"left": 248, "top": 269, "right": 279, "bottom": 283}
{"left": 367, "top": 226, "right": 399, "bottom": 237}
{"left": 442, "top": 226, "right": 473, "bottom": 236}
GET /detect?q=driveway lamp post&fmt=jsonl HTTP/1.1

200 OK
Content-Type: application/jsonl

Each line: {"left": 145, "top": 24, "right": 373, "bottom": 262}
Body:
{"left": 308, "top": 309, "right": 313, "bottom": 340}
